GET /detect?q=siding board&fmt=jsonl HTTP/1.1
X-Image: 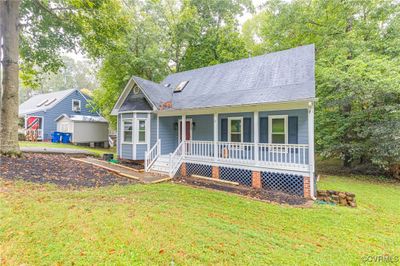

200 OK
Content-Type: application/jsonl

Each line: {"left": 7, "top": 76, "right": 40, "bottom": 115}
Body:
{"left": 29, "top": 90, "right": 98, "bottom": 140}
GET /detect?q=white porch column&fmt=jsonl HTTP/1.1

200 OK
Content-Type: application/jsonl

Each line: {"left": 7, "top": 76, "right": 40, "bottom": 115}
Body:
{"left": 182, "top": 114, "right": 186, "bottom": 155}
{"left": 157, "top": 114, "right": 159, "bottom": 140}
{"left": 213, "top": 113, "right": 218, "bottom": 161}
{"left": 254, "top": 111, "right": 259, "bottom": 163}
{"left": 308, "top": 102, "right": 315, "bottom": 199}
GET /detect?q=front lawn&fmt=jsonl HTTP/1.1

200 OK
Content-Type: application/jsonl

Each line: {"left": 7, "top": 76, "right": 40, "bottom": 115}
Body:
{"left": 19, "top": 141, "right": 116, "bottom": 157}
{"left": 0, "top": 175, "right": 399, "bottom": 265}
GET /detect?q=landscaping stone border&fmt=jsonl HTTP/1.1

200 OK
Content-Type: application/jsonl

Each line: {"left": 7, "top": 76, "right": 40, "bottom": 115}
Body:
{"left": 317, "top": 190, "right": 357, "bottom": 207}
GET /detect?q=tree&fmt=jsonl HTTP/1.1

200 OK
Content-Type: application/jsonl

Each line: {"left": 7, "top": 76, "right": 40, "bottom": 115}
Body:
{"left": 0, "top": 0, "right": 128, "bottom": 154}
{"left": 243, "top": 0, "right": 400, "bottom": 174}
{"left": 92, "top": 0, "right": 253, "bottom": 126}
{"left": 179, "top": 0, "right": 252, "bottom": 70}
{"left": 20, "top": 56, "right": 99, "bottom": 103}
{"left": 0, "top": 0, "right": 21, "bottom": 154}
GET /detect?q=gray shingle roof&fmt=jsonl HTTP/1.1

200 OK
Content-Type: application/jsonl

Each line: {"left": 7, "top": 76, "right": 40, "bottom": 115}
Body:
{"left": 122, "top": 44, "right": 315, "bottom": 111}
{"left": 132, "top": 76, "right": 171, "bottom": 107}
{"left": 19, "top": 89, "right": 76, "bottom": 116}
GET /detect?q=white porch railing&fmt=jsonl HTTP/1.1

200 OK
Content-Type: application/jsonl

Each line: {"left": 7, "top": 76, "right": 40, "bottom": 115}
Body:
{"left": 169, "top": 141, "right": 184, "bottom": 177}
{"left": 145, "top": 139, "right": 161, "bottom": 172}
{"left": 184, "top": 140, "right": 309, "bottom": 171}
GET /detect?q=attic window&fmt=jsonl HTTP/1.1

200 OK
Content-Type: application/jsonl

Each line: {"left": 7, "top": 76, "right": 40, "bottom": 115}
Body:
{"left": 174, "top": 81, "right": 189, "bottom": 93}
{"left": 44, "top": 98, "right": 57, "bottom": 106}
{"left": 36, "top": 99, "right": 48, "bottom": 107}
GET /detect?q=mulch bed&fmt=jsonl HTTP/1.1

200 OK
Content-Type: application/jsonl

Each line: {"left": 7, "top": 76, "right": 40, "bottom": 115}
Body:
{"left": 174, "top": 176, "right": 308, "bottom": 206}
{"left": 0, "top": 153, "right": 138, "bottom": 188}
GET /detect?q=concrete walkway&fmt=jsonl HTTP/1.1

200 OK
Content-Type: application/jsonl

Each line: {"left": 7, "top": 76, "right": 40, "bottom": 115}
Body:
{"left": 72, "top": 157, "right": 171, "bottom": 184}
{"left": 21, "top": 147, "right": 94, "bottom": 155}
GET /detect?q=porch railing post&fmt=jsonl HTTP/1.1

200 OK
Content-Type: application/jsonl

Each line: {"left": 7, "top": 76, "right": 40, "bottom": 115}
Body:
{"left": 254, "top": 111, "right": 259, "bottom": 164}
{"left": 213, "top": 113, "right": 218, "bottom": 161}
{"left": 169, "top": 152, "right": 173, "bottom": 176}
{"left": 144, "top": 151, "right": 148, "bottom": 172}
{"left": 182, "top": 114, "right": 186, "bottom": 156}
{"left": 308, "top": 102, "right": 315, "bottom": 199}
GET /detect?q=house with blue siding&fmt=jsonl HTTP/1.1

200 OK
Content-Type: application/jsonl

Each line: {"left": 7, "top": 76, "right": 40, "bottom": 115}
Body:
{"left": 19, "top": 89, "right": 104, "bottom": 142}
{"left": 111, "top": 45, "right": 316, "bottom": 199}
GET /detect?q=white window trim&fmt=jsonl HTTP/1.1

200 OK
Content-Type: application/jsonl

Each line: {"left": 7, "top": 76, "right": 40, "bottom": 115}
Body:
{"left": 122, "top": 118, "right": 133, "bottom": 144}
{"left": 228, "top": 117, "right": 243, "bottom": 143}
{"left": 136, "top": 118, "right": 147, "bottom": 144}
{"left": 268, "top": 115, "right": 288, "bottom": 144}
{"left": 72, "top": 99, "right": 81, "bottom": 112}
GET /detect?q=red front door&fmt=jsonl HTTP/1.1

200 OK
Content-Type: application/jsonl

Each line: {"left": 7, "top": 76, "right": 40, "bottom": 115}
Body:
{"left": 179, "top": 121, "right": 191, "bottom": 141}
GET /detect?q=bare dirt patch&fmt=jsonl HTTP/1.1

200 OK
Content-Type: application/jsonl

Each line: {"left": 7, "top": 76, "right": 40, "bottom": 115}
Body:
{"left": 174, "top": 176, "right": 308, "bottom": 206}
{"left": 0, "top": 153, "right": 138, "bottom": 188}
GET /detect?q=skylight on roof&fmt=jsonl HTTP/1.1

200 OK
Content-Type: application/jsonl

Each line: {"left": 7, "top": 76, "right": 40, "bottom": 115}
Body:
{"left": 44, "top": 98, "right": 57, "bottom": 106}
{"left": 36, "top": 99, "right": 49, "bottom": 107}
{"left": 174, "top": 81, "right": 189, "bottom": 93}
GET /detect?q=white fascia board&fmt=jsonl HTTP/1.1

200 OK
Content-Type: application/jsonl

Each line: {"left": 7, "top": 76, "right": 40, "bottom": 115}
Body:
{"left": 156, "top": 99, "right": 315, "bottom": 117}
{"left": 111, "top": 76, "right": 158, "bottom": 115}
{"left": 111, "top": 77, "right": 136, "bottom": 115}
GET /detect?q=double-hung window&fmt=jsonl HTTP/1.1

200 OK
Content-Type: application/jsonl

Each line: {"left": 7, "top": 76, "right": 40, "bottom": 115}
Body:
{"left": 123, "top": 119, "right": 133, "bottom": 143}
{"left": 269, "top": 115, "right": 288, "bottom": 144}
{"left": 228, "top": 117, "right": 243, "bottom": 143}
{"left": 137, "top": 119, "right": 147, "bottom": 143}
{"left": 72, "top": 99, "right": 81, "bottom": 112}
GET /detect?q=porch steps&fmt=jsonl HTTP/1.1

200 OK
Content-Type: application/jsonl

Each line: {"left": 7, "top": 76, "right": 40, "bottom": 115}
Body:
{"left": 150, "top": 155, "right": 170, "bottom": 174}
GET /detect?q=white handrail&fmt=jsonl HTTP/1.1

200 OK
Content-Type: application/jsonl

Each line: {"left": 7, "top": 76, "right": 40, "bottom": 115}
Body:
{"left": 145, "top": 139, "right": 161, "bottom": 172}
{"left": 184, "top": 140, "right": 309, "bottom": 170}
{"left": 168, "top": 141, "right": 184, "bottom": 177}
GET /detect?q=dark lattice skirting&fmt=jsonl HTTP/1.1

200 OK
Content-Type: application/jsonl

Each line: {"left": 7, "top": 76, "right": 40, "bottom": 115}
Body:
{"left": 261, "top": 171, "right": 304, "bottom": 196}
{"left": 186, "top": 163, "right": 212, "bottom": 178}
{"left": 219, "top": 167, "right": 252, "bottom": 186}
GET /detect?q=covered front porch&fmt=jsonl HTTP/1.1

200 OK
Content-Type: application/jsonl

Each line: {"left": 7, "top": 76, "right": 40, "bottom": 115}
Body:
{"left": 146, "top": 101, "right": 315, "bottom": 180}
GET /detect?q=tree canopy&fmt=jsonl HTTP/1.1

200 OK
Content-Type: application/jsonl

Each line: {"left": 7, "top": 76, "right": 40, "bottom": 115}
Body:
{"left": 243, "top": 0, "right": 400, "bottom": 172}
{"left": 10, "top": 0, "right": 400, "bottom": 175}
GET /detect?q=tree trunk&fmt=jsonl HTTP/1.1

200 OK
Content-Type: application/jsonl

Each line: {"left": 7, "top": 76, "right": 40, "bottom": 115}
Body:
{"left": 0, "top": 0, "right": 21, "bottom": 155}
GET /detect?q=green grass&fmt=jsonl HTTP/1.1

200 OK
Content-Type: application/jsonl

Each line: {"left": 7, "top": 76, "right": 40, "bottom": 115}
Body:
{"left": 19, "top": 141, "right": 116, "bottom": 157}
{"left": 1, "top": 176, "right": 399, "bottom": 265}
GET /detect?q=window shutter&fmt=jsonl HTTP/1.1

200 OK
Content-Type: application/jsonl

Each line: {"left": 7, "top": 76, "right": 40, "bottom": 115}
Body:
{"left": 288, "top": 116, "right": 298, "bottom": 144}
{"left": 221, "top": 118, "right": 228, "bottom": 141}
{"left": 243, "top": 118, "right": 252, "bottom": 142}
{"left": 259, "top": 117, "right": 268, "bottom": 143}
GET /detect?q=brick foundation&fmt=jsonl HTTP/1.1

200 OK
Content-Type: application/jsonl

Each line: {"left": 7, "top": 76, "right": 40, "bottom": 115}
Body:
{"left": 180, "top": 163, "right": 187, "bottom": 177}
{"left": 252, "top": 171, "right": 261, "bottom": 189}
{"left": 303, "top": 176, "right": 311, "bottom": 198}
{"left": 212, "top": 166, "right": 219, "bottom": 179}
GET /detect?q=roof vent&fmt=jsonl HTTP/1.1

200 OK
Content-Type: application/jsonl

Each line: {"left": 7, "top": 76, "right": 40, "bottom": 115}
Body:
{"left": 174, "top": 81, "right": 189, "bottom": 93}
{"left": 44, "top": 98, "right": 57, "bottom": 106}
{"left": 36, "top": 99, "right": 49, "bottom": 107}
{"left": 164, "top": 83, "right": 171, "bottom": 87}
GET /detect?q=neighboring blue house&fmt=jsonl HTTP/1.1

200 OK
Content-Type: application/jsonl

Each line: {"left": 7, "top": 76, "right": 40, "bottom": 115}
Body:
{"left": 111, "top": 45, "right": 316, "bottom": 198}
{"left": 19, "top": 89, "right": 101, "bottom": 141}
